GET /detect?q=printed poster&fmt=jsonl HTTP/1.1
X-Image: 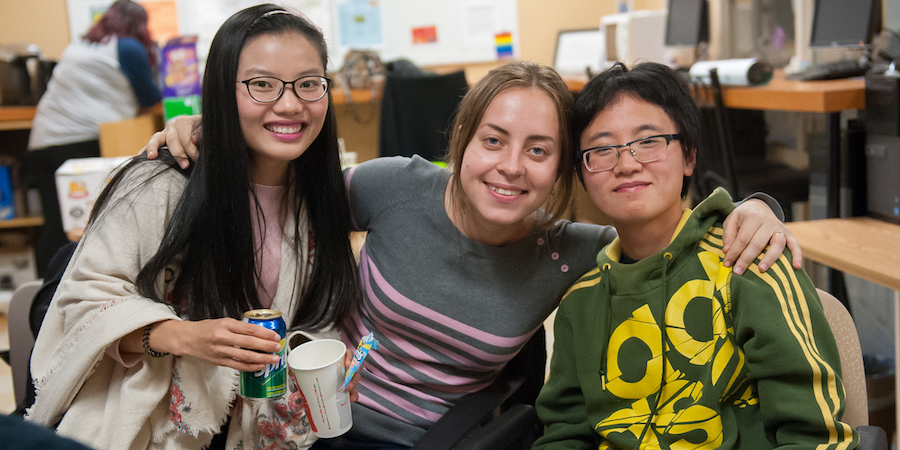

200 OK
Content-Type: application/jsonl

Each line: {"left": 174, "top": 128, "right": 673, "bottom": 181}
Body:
{"left": 336, "top": 0, "right": 384, "bottom": 48}
{"left": 412, "top": 26, "right": 437, "bottom": 45}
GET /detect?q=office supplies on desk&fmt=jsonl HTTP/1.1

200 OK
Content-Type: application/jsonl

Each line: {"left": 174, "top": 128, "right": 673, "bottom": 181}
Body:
{"left": 786, "top": 59, "right": 870, "bottom": 81}
{"left": 689, "top": 58, "right": 773, "bottom": 86}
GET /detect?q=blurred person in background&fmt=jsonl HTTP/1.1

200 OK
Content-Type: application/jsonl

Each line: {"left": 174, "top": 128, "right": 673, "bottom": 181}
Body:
{"left": 24, "top": 0, "right": 161, "bottom": 276}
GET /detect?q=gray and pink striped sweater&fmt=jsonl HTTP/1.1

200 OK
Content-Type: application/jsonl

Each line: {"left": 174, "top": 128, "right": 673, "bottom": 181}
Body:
{"left": 338, "top": 156, "right": 616, "bottom": 446}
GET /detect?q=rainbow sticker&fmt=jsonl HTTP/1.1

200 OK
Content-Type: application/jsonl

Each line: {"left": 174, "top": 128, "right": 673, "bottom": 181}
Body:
{"left": 495, "top": 32, "right": 513, "bottom": 59}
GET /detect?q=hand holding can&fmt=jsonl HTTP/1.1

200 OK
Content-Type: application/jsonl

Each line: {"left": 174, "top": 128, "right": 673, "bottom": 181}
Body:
{"left": 241, "top": 309, "right": 287, "bottom": 399}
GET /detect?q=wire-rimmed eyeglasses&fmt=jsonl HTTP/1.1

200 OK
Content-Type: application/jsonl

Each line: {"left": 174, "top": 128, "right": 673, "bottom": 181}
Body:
{"left": 579, "top": 134, "right": 681, "bottom": 173}
{"left": 237, "top": 76, "right": 330, "bottom": 103}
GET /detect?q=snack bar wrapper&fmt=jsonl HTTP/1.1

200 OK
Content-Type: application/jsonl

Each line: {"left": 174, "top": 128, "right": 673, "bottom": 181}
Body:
{"left": 342, "top": 331, "right": 379, "bottom": 391}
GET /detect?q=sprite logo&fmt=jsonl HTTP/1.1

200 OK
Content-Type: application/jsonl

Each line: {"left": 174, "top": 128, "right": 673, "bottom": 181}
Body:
{"left": 255, "top": 338, "right": 286, "bottom": 380}
{"left": 241, "top": 338, "right": 287, "bottom": 398}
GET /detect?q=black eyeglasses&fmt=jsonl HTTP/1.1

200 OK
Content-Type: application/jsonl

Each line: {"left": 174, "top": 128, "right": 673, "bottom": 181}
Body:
{"left": 237, "top": 76, "right": 330, "bottom": 103}
{"left": 579, "top": 134, "right": 681, "bottom": 172}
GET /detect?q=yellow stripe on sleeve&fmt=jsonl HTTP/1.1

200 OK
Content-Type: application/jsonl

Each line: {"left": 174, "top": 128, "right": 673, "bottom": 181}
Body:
{"left": 561, "top": 268, "right": 602, "bottom": 301}
{"left": 748, "top": 256, "right": 854, "bottom": 449}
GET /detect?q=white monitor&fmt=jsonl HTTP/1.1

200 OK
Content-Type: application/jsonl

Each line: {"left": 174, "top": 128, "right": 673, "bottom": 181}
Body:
{"left": 553, "top": 29, "right": 604, "bottom": 76}
{"left": 599, "top": 10, "right": 668, "bottom": 68}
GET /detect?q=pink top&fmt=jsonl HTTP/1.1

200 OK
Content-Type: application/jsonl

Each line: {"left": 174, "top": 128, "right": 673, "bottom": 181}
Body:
{"left": 110, "top": 184, "right": 287, "bottom": 366}
{"left": 249, "top": 183, "right": 287, "bottom": 307}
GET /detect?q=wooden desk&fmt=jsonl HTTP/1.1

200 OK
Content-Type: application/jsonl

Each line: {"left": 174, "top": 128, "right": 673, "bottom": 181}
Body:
{"left": 790, "top": 217, "right": 900, "bottom": 291}
{"left": 330, "top": 89, "right": 378, "bottom": 106}
{"left": 564, "top": 70, "right": 865, "bottom": 112}
{"left": 719, "top": 71, "right": 864, "bottom": 113}
{"left": 789, "top": 217, "right": 900, "bottom": 437}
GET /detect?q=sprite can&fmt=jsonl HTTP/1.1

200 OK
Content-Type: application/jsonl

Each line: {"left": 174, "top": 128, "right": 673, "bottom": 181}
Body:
{"left": 241, "top": 309, "right": 287, "bottom": 399}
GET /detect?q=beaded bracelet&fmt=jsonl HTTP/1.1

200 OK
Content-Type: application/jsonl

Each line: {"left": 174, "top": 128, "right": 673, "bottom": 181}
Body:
{"left": 143, "top": 324, "right": 170, "bottom": 357}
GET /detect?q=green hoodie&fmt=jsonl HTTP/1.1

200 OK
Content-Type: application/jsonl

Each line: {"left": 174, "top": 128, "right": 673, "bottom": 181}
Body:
{"left": 534, "top": 188, "right": 858, "bottom": 450}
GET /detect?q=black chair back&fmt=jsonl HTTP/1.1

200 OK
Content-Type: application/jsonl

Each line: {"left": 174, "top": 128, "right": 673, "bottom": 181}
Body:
{"left": 378, "top": 70, "right": 469, "bottom": 161}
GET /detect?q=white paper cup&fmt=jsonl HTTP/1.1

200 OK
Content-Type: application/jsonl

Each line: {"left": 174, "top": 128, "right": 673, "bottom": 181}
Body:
{"left": 288, "top": 339, "right": 353, "bottom": 438}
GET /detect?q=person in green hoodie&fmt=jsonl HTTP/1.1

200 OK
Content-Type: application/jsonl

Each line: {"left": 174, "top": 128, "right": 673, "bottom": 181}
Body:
{"left": 534, "top": 62, "right": 858, "bottom": 450}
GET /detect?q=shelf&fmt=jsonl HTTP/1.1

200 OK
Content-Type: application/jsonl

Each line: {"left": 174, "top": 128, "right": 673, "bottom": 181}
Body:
{"left": 0, "top": 217, "right": 44, "bottom": 229}
{"left": 0, "top": 106, "right": 36, "bottom": 131}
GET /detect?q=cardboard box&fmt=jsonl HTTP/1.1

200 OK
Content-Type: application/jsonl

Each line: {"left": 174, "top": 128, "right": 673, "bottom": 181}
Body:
{"left": 55, "top": 157, "right": 130, "bottom": 232}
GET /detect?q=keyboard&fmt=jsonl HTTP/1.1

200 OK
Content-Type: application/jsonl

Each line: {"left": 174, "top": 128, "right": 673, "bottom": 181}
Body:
{"left": 786, "top": 60, "right": 870, "bottom": 81}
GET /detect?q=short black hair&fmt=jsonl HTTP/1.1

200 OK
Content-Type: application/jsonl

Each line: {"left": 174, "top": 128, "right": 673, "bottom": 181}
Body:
{"left": 573, "top": 62, "right": 700, "bottom": 197}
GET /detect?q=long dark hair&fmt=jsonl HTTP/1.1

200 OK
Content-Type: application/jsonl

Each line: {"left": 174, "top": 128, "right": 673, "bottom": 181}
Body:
{"left": 90, "top": 4, "right": 360, "bottom": 331}
{"left": 83, "top": 0, "right": 157, "bottom": 67}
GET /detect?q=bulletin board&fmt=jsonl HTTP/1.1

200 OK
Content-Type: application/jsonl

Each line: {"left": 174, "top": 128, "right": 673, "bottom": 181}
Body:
{"left": 66, "top": 0, "right": 520, "bottom": 71}
{"left": 333, "top": 0, "right": 521, "bottom": 67}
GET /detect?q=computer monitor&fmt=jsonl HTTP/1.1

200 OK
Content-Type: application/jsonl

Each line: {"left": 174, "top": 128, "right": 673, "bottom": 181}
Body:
{"left": 664, "top": 0, "right": 709, "bottom": 47}
{"left": 553, "top": 29, "right": 604, "bottom": 76}
{"left": 809, "top": 0, "right": 880, "bottom": 48}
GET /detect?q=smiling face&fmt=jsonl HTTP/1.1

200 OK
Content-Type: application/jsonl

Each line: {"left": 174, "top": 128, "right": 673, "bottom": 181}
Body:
{"left": 236, "top": 32, "right": 328, "bottom": 185}
{"left": 452, "top": 86, "right": 561, "bottom": 245}
{"left": 580, "top": 93, "right": 695, "bottom": 229}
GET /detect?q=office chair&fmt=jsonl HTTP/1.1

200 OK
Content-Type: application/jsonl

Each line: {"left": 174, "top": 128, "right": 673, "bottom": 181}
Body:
{"left": 410, "top": 327, "right": 546, "bottom": 450}
{"left": 693, "top": 69, "right": 809, "bottom": 220}
{"left": 817, "top": 288, "right": 889, "bottom": 450}
{"left": 378, "top": 70, "right": 469, "bottom": 161}
{"left": 8, "top": 280, "right": 42, "bottom": 408}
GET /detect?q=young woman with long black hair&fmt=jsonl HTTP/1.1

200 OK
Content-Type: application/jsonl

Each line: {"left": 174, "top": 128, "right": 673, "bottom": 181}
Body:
{"left": 27, "top": 5, "right": 361, "bottom": 449}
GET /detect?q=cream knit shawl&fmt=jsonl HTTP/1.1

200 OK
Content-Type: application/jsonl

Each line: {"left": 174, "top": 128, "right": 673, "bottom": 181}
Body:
{"left": 27, "top": 162, "right": 324, "bottom": 449}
